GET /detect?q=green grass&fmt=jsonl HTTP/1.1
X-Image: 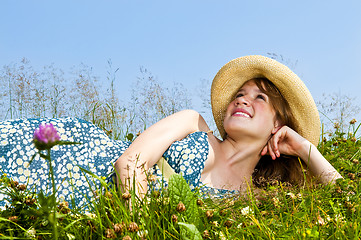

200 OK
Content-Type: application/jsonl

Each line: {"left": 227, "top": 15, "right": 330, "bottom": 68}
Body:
{"left": 1, "top": 121, "right": 361, "bottom": 239}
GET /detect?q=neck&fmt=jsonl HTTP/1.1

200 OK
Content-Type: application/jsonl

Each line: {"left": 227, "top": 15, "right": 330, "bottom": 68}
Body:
{"left": 218, "top": 135, "right": 266, "bottom": 180}
{"left": 201, "top": 133, "right": 269, "bottom": 191}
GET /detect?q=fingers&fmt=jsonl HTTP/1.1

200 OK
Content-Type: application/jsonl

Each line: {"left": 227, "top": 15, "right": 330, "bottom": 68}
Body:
{"left": 271, "top": 126, "right": 282, "bottom": 135}
{"left": 261, "top": 138, "right": 278, "bottom": 159}
{"left": 268, "top": 140, "right": 277, "bottom": 160}
{"left": 261, "top": 145, "right": 268, "bottom": 156}
{"left": 267, "top": 130, "right": 283, "bottom": 160}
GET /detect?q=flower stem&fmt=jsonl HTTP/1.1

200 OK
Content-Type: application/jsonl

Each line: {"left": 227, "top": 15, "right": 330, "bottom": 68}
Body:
{"left": 46, "top": 149, "right": 58, "bottom": 240}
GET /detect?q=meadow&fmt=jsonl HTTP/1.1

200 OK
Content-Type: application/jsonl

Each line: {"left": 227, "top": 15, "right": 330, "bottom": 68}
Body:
{"left": 0, "top": 59, "right": 360, "bottom": 239}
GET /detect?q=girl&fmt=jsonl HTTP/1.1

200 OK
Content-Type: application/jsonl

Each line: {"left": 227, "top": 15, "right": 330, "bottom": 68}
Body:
{"left": 114, "top": 55, "right": 342, "bottom": 198}
{"left": 0, "top": 55, "right": 342, "bottom": 208}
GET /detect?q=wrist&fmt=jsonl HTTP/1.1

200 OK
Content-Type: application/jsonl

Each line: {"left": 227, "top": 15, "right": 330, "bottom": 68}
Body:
{"left": 297, "top": 140, "right": 314, "bottom": 161}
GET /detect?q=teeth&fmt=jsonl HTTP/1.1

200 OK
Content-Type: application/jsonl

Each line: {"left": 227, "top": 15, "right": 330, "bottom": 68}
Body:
{"left": 234, "top": 112, "right": 250, "bottom": 118}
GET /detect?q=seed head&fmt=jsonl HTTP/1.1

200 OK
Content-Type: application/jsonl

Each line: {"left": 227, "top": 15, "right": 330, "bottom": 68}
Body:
{"left": 352, "top": 159, "right": 359, "bottom": 164}
{"left": 122, "top": 236, "right": 132, "bottom": 240}
{"left": 105, "top": 191, "right": 113, "bottom": 198}
{"left": 58, "top": 201, "right": 69, "bottom": 208}
{"left": 350, "top": 119, "right": 357, "bottom": 124}
{"left": 205, "top": 210, "right": 214, "bottom": 219}
{"left": 58, "top": 201, "right": 70, "bottom": 214}
{"left": 105, "top": 228, "right": 116, "bottom": 239}
{"left": 121, "top": 193, "right": 131, "bottom": 200}
{"left": 176, "top": 202, "right": 186, "bottom": 213}
{"left": 196, "top": 199, "right": 204, "bottom": 206}
{"left": 348, "top": 173, "right": 356, "bottom": 180}
{"left": 171, "top": 214, "right": 178, "bottom": 223}
{"left": 128, "top": 222, "right": 139, "bottom": 232}
{"left": 113, "top": 223, "right": 124, "bottom": 233}
{"left": 8, "top": 216, "right": 18, "bottom": 222}
{"left": 10, "top": 180, "right": 19, "bottom": 188}
{"left": 17, "top": 184, "right": 26, "bottom": 191}
{"left": 351, "top": 137, "right": 357, "bottom": 142}
{"left": 202, "top": 230, "right": 210, "bottom": 239}
{"left": 224, "top": 220, "right": 233, "bottom": 228}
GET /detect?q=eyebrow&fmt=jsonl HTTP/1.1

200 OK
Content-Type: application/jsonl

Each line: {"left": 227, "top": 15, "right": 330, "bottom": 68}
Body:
{"left": 237, "top": 88, "right": 264, "bottom": 94}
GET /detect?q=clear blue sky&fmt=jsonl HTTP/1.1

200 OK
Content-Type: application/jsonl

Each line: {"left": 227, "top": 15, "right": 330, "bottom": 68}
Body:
{"left": 1, "top": 0, "right": 361, "bottom": 121}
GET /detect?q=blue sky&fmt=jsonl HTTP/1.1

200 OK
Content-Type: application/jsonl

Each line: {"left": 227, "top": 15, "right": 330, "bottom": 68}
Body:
{"left": 1, "top": 1, "right": 361, "bottom": 122}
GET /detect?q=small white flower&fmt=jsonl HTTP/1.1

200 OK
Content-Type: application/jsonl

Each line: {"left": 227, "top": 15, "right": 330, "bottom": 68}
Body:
{"left": 85, "top": 212, "right": 96, "bottom": 219}
{"left": 25, "top": 227, "right": 36, "bottom": 238}
{"left": 137, "top": 230, "right": 149, "bottom": 238}
{"left": 241, "top": 206, "right": 254, "bottom": 216}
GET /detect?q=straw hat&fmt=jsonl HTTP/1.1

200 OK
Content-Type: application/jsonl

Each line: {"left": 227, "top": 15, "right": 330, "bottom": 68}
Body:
{"left": 211, "top": 55, "right": 320, "bottom": 146}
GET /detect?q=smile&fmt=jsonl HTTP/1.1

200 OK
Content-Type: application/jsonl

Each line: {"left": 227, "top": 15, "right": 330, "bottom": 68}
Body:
{"left": 233, "top": 112, "right": 251, "bottom": 118}
{"left": 232, "top": 109, "right": 252, "bottom": 118}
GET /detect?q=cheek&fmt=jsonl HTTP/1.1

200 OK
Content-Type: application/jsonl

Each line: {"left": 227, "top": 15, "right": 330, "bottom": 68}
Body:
{"left": 225, "top": 101, "right": 235, "bottom": 114}
{"left": 257, "top": 106, "right": 276, "bottom": 125}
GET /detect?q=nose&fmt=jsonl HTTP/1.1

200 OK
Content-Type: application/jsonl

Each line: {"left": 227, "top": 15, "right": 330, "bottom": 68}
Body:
{"left": 235, "top": 95, "right": 251, "bottom": 106}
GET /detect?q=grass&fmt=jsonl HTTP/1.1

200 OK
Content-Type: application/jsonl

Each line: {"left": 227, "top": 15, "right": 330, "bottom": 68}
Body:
{"left": 1, "top": 119, "right": 361, "bottom": 239}
{"left": 2, "top": 58, "right": 360, "bottom": 239}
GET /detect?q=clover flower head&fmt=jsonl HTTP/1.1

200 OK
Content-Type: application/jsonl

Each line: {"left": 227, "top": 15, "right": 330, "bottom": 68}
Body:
{"left": 33, "top": 123, "right": 60, "bottom": 150}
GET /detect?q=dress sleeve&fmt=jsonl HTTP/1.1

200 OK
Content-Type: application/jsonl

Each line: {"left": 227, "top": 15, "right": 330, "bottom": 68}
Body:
{"left": 158, "top": 131, "right": 209, "bottom": 188}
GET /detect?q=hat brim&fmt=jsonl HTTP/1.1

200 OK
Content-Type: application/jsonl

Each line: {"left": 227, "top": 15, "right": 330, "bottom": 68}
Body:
{"left": 211, "top": 55, "right": 320, "bottom": 146}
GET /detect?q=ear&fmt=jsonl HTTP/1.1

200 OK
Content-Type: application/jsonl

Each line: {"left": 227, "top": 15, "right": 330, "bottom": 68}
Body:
{"left": 272, "top": 120, "right": 282, "bottom": 134}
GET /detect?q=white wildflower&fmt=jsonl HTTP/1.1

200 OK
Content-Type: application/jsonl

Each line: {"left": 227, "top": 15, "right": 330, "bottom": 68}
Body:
{"left": 240, "top": 206, "right": 254, "bottom": 216}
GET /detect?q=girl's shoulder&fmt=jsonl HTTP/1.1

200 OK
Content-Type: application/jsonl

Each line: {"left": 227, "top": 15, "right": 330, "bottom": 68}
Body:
{"left": 179, "top": 131, "right": 211, "bottom": 146}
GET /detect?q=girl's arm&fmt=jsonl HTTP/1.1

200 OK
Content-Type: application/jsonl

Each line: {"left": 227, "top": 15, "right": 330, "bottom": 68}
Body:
{"left": 261, "top": 126, "right": 343, "bottom": 184}
{"left": 114, "top": 109, "right": 210, "bottom": 197}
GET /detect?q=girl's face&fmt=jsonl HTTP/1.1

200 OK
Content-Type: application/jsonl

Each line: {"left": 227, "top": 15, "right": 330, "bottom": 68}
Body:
{"left": 223, "top": 80, "right": 280, "bottom": 142}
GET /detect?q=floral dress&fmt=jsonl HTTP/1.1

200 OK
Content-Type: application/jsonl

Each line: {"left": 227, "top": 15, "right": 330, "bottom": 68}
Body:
{"left": 0, "top": 118, "right": 237, "bottom": 209}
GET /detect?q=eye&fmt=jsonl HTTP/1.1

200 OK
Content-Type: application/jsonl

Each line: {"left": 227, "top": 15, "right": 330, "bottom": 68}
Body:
{"left": 256, "top": 94, "right": 267, "bottom": 101}
{"left": 235, "top": 93, "right": 244, "bottom": 99}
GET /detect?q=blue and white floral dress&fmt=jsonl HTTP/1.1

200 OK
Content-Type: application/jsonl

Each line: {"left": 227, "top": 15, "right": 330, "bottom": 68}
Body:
{"left": 0, "top": 118, "right": 237, "bottom": 209}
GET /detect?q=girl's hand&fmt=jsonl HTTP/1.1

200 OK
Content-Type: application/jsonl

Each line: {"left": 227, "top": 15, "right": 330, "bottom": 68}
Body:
{"left": 261, "top": 126, "right": 309, "bottom": 160}
{"left": 261, "top": 126, "right": 343, "bottom": 183}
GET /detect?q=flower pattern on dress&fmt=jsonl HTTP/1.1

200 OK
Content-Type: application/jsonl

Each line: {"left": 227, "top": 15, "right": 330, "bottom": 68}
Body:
{"left": 0, "top": 118, "right": 129, "bottom": 208}
{"left": 0, "top": 118, "right": 237, "bottom": 209}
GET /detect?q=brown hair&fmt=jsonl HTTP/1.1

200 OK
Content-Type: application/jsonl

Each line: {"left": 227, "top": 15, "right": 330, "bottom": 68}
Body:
{"left": 250, "top": 78, "right": 306, "bottom": 187}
